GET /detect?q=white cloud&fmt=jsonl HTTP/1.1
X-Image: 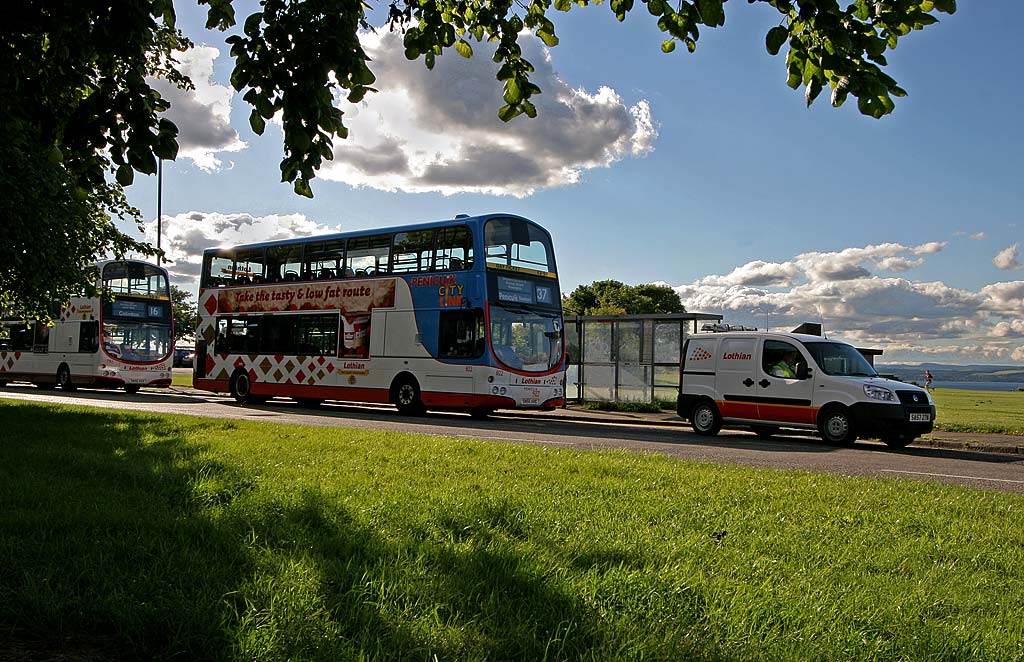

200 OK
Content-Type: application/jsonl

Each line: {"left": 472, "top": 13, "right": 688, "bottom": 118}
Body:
{"left": 668, "top": 240, "right": 1024, "bottom": 364}
{"left": 792, "top": 242, "right": 944, "bottom": 283}
{"left": 971, "top": 232, "right": 986, "bottom": 240}
{"left": 993, "top": 243, "right": 1022, "bottom": 270}
{"left": 144, "top": 211, "right": 339, "bottom": 286}
{"left": 318, "top": 31, "right": 658, "bottom": 196}
{"left": 150, "top": 46, "right": 247, "bottom": 170}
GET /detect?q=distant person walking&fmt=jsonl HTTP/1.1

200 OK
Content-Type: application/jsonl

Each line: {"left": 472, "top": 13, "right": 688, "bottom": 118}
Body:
{"left": 924, "top": 369, "right": 933, "bottom": 391}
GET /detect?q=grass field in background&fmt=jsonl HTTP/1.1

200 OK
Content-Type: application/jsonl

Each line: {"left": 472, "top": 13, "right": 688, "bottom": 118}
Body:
{"left": 171, "top": 371, "right": 193, "bottom": 387}
{"left": 931, "top": 388, "right": 1024, "bottom": 435}
{"left": 1, "top": 400, "right": 1022, "bottom": 661}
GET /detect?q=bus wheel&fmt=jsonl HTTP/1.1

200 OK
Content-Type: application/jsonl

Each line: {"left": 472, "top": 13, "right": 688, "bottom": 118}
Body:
{"left": 124, "top": 385, "right": 141, "bottom": 394}
{"left": 230, "top": 370, "right": 255, "bottom": 404}
{"left": 690, "top": 399, "right": 721, "bottom": 436}
{"left": 819, "top": 406, "right": 856, "bottom": 446}
{"left": 57, "top": 365, "right": 77, "bottom": 391}
{"left": 392, "top": 376, "right": 425, "bottom": 416}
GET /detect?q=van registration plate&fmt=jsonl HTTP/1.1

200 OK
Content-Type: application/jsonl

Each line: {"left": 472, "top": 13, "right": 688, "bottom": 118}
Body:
{"left": 909, "top": 413, "right": 930, "bottom": 422}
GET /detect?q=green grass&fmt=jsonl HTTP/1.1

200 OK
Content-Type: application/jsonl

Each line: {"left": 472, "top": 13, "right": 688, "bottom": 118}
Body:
{"left": 2, "top": 399, "right": 1023, "bottom": 661}
{"left": 171, "top": 371, "right": 193, "bottom": 387}
{"left": 931, "top": 388, "right": 1024, "bottom": 435}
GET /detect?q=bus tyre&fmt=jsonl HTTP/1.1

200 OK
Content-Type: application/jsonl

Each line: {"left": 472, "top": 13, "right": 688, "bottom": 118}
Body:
{"left": 57, "top": 365, "right": 77, "bottom": 391}
{"left": 392, "top": 376, "right": 425, "bottom": 416}
{"left": 881, "top": 433, "right": 916, "bottom": 449}
{"left": 819, "top": 406, "right": 856, "bottom": 446}
{"left": 124, "top": 385, "right": 140, "bottom": 394}
{"left": 690, "top": 399, "right": 721, "bottom": 436}
{"left": 230, "top": 370, "right": 255, "bottom": 404}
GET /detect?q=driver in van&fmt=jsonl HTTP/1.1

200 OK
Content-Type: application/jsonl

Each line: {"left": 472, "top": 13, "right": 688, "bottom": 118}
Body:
{"left": 769, "top": 349, "right": 800, "bottom": 379}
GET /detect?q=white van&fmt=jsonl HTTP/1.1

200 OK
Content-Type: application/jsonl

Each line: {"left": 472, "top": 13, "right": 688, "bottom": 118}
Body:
{"left": 677, "top": 331, "right": 934, "bottom": 447}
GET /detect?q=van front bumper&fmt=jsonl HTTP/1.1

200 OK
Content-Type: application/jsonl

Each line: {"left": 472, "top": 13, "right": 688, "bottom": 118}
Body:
{"left": 849, "top": 402, "right": 935, "bottom": 438}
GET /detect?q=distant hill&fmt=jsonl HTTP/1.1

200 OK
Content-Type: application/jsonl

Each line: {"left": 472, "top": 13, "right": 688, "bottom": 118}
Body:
{"left": 875, "top": 363, "right": 1024, "bottom": 383}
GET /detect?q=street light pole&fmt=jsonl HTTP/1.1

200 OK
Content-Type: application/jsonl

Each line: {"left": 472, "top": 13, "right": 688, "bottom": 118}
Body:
{"left": 156, "top": 158, "right": 163, "bottom": 263}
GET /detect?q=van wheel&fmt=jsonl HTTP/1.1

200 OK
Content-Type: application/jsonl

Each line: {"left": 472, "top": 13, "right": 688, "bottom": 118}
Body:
{"left": 392, "top": 376, "right": 425, "bottom": 416}
{"left": 57, "top": 365, "right": 77, "bottom": 391}
{"left": 819, "top": 407, "right": 856, "bottom": 445}
{"left": 881, "top": 434, "right": 916, "bottom": 449}
{"left": 690, "top": 400, "right": 722, "bottom": 436}
{"left": 751, "top": 425, "right": 778, "bottom": 440}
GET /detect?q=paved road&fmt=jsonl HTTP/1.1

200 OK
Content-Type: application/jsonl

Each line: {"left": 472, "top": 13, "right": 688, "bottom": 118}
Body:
{"left": 3, "top": 383, "right": 1024, "bottom": 494}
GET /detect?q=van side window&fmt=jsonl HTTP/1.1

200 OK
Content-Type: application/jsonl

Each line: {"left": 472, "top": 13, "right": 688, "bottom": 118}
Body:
{"left": 762, "top": 340, "right": 804, "bottom": 379}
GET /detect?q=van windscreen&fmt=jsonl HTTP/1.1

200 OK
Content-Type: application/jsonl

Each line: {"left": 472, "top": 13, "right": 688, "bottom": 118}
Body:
{"left": 802, "top": 342, "right": 877, "bottom": 377}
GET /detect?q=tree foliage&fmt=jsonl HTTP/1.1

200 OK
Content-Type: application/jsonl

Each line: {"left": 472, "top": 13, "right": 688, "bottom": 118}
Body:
{"left": 563, "top": 280, "right": 685, "bottom": 316}
{"left": 170, "top": 286, "right": 199, "bottom": 342}
{"left": 1, "top": 0, "right": 955, "bottom": 317}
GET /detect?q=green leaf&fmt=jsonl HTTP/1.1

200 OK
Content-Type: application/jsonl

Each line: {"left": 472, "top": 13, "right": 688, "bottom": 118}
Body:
{"left": 504, "top": 78, "right": 522, "bottom": 104}
{"left": 293, "top": 178, "right": 313, "bottom": 198}
{"left": 523, "top": 101, "right": 537, "bottom": 118}
{"left": 249, "top": 109, "right": 266, "bottom": 135}
{"left": 695, "top": 0, "right": 725, "bottom": 27}
{"left": 661, "top": 39, "right": 676, "bottom": 53}
{"left": 766, "top": 26, "right": 788, "bottom": 55}
{"left": 537, "top": 29, "right": 559, "bottom": 47}
{"left": 455, "top": 40, "right": 473, "bottom": 58}
{"left": 498, "top": 104, "right": 520, "bottom": 122}
{"left": 805, "top": 78, "right": 822, "bottom": 107}
{"left": 116, "top": 164, "right": 134, "bottom": 186}
{"left": 555, "top": 0, "right": 571, "bottom": 10}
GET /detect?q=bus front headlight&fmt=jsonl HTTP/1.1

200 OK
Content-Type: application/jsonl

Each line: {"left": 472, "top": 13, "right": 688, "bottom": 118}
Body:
{"left": 863, "top": 384, "right": 895, "bottom": 401}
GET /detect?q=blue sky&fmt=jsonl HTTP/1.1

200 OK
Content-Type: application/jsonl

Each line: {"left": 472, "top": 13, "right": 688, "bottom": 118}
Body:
{"left": 126, "top": 1, "right": 1023, "bottom": 365}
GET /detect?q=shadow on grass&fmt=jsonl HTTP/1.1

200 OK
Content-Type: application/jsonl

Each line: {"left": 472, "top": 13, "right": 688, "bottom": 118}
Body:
{"left": 0, "top": 402, "right": 721, "bottom": 661}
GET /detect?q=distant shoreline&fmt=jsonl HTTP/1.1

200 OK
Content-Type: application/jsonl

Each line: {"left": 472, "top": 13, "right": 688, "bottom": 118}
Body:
{"left": 921, "top": 381, "right": 1024, "bottom": 392}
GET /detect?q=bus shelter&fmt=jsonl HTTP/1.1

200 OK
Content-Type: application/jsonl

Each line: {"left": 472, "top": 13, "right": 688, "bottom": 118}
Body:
{"left": 564, "top": 313, "right": 723, "bottom": 404}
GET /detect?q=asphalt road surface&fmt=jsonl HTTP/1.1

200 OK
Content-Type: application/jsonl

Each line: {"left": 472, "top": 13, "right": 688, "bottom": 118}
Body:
{"left": 3, "top": 383, "right": 1023, "bottom": 494}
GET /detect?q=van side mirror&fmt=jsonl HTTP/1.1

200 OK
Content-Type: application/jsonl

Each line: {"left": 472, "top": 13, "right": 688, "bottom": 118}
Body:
{"left": 796, "top": 362, "right": 809, "bottom": 380}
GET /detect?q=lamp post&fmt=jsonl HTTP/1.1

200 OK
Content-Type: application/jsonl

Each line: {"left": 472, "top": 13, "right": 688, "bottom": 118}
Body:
{"left": 156, "top": 159, "right": 163, "bottom": 263}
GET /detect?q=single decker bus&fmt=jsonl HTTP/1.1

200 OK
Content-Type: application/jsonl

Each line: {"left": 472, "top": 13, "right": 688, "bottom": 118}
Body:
{"left": 193, "top": 213, "right": 566, "bottom": 415}
{"left": 0, "top": 259, "right": 173, "bottom": 392}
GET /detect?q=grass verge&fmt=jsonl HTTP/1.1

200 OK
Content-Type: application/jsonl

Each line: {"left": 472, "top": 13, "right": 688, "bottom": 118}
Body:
{"left": 1, "top": 399, "right": 1022, "bottom": 660}
{"left": 931, "top": 388, "right": 1024, "bottom": 435}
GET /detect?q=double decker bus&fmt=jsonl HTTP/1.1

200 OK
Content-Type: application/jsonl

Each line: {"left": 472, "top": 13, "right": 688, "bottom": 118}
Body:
{"left": 0, "top": 260, "right": 173, "bottom": 392}
{"left": 193, "top": 213, "right": 565, "bottom": 415}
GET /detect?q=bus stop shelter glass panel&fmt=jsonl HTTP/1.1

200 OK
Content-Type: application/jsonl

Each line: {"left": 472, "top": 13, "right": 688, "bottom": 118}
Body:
{"left": 582, "top": 364, "right": 614, "bottom": 401}
{"left": 654, "top": 322, "right": 682, "bottom": 363}
{"left": 583, "top": 321, "right": 612, "bottom": 363}
{"left": 617, "top": 364, "right": 651, "bottom": 402}
{"left": 617, "top": 321, "right": 642, "bottom": 364}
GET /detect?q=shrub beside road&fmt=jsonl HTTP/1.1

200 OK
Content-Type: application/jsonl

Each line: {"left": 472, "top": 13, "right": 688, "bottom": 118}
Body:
{"left": 1, "top": 399, "right": 1022, "bottom": 660}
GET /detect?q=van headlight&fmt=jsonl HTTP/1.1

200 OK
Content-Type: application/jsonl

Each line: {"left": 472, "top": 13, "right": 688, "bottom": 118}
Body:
{"left": 863, "top": 384, "right": 895, "bottom": 401}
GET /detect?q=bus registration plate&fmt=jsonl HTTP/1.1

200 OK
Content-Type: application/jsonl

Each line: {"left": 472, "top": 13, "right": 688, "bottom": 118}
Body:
{"left": 909, "top": 413, "right": 930, "bottom": 422}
